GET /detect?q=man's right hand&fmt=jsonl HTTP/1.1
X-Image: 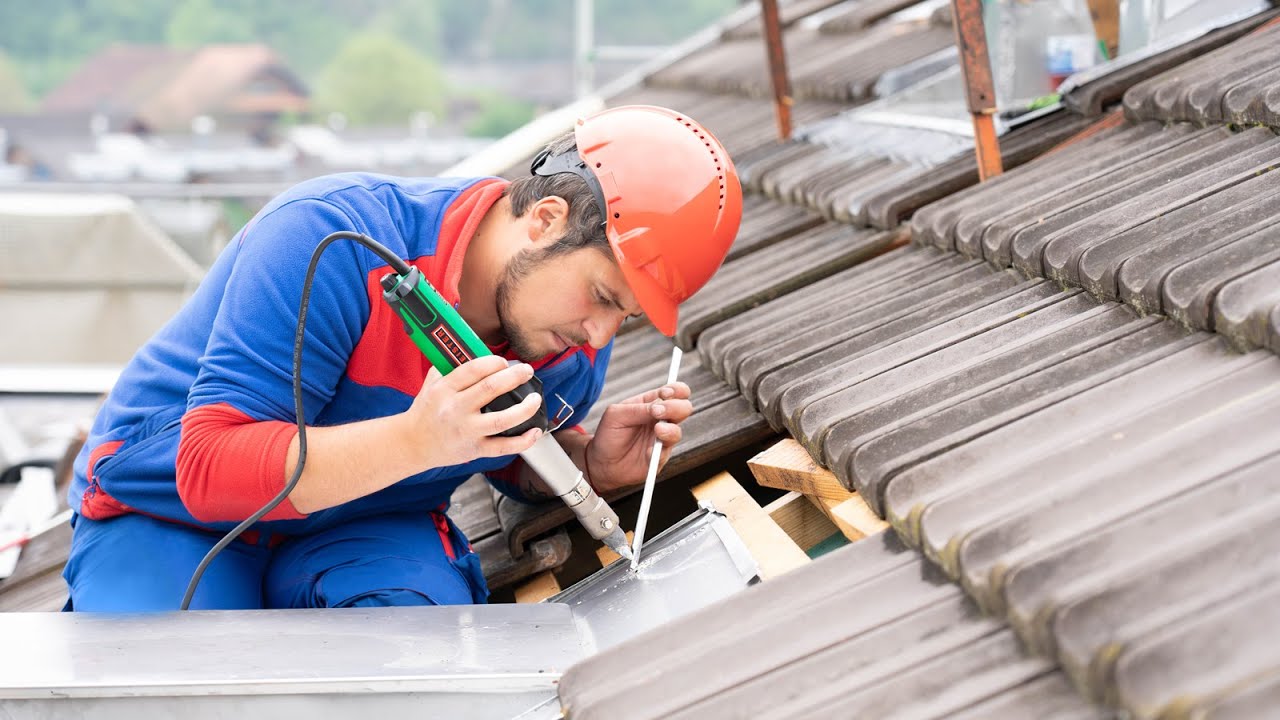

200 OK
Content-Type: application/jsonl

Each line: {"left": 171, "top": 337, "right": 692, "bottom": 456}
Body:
{"left": 285, "top": 355, "right": 543, "bottom": 515}
{"left": 402, "top": 355, "right": 544, "bottom": 470}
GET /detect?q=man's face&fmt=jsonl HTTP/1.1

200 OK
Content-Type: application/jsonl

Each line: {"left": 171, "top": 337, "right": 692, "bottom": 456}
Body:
{"left": 495, "top": 245, "right": 642, "bottom": 362}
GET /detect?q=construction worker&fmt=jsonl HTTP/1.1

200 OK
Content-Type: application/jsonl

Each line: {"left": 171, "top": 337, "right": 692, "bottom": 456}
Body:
{"left": 63, "top": 105, "right": 743, "bottom": 611}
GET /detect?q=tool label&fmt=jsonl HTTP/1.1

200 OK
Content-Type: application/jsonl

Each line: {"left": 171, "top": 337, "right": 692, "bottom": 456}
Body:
{"left": 430, "top": 324, "right": 472, "bottom": 367}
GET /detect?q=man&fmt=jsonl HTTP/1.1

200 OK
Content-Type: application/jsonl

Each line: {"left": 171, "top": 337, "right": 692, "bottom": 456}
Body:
{"left": 63, "top": 105, "right": 743, "bottom": 611}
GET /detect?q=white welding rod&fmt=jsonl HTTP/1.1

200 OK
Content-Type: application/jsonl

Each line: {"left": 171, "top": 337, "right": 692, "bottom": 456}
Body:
{"left": 629, "top": 344, "right": 683, "bottom": 571}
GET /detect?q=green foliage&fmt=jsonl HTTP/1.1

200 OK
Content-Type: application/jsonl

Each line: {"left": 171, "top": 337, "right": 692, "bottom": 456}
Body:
{"left": 166, "top": 0, "right": 255, "bottom": 47}
{"left": 367, "top": 0, "right": 444, "bottom": 61}
{"left": 0, "top": 51, "right": 33, "bottom": 112}
{"left": 312, "top": 31, "right": 446, "bottom": 127}
{"left": 464, "top": 92, "right": 536, "bottom": 138}
{"left": 0, "top": 0, "right": 740, "bottom": 114}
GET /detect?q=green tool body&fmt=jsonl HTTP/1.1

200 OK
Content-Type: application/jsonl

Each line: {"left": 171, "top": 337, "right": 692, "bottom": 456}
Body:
{"left": 380, "top": 267, "right": 547, "bottom": 437}
{"left": 379, "top": 264, "right": 632, "bottom": 560}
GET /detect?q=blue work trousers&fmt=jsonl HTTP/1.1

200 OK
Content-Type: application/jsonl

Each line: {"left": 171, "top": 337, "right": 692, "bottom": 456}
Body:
{"left": 62, "top": 510, "right": 489, "bottom": 611}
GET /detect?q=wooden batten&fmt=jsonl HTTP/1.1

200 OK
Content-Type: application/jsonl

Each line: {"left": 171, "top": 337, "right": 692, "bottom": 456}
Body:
{"left": 514, "top": 570, "right": 562, "bottom": 603}
{"left": 749, "top": 439, "right": 888, "bottom": 542}
{"left": 692, "top": 472, "right": 809, "bottom": 580}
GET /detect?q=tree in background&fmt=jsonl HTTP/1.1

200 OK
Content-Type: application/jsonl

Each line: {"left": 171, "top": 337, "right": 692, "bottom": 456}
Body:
{"left": 464, "top": 91, "right": 537, "bottom": 139}
{"left": 166, "top": 0, "right": 255, "bottom": 47}
{"left": 0, "top": 51, "right": 34, "bottom": 113}
{"left": 312, "top": 31, "right": 446, "bottom": 127}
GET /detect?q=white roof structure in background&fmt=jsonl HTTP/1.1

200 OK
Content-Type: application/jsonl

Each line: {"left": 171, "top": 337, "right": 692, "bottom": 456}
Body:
{"left": 0, "top": 193, "right": 204, "bottom": 366}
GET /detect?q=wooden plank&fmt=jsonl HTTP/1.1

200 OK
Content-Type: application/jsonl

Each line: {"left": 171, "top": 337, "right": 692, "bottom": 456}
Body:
{"left": 692, "top": 472, "right": 808, "bottom": 580}
{"left": 763, "top": 491, "right": 839, "bottom": 552}
{"left": 748, "top": 438, "right": 854, "bottom": 502}
{"left": 514, "top": 570, "right": 562, "bottom": 603}
{"left": 809, "top": 494, "right": 890, "bottom": 542}
{"left": 596, "top": 531, "right": 635, "bottom": 567}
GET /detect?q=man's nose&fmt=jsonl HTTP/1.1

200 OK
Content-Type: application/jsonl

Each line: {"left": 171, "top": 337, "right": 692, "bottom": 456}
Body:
{"left": 583, "top": 310, "right": 624, "bottom": 349}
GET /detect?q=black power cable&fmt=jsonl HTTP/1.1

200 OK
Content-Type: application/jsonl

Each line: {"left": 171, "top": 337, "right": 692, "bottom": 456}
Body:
{"left": 181, "top": 231, "right": 412, "bottom": 610}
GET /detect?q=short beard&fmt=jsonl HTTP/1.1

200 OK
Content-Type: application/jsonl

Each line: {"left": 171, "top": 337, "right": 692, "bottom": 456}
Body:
{"left": 494, "top": 246, "right": 550, "bottom": 362}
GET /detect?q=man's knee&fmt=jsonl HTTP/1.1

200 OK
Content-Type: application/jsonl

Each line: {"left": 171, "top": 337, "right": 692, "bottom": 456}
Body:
{"left": 309, "top": 557, "right": 477, "bottom": 608}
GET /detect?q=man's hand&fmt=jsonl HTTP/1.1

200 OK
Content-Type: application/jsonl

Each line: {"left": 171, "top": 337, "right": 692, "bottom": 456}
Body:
{"left": 403, "top": 355, "right": 545, "bottom": 469}
{"left": 584, "top": 382, "right": 693, "bottom": 495}
{"left": 286, "top": 355, "right": 544, "bottom": 515}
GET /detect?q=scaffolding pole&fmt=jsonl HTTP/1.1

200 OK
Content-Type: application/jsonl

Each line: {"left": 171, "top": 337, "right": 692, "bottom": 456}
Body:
{"left": 950, "top": 0, "right": 1003, "bottom": 180}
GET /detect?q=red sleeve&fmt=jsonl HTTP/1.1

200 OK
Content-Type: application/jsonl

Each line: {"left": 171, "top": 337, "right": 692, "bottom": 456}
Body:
{"left": 176, "top": 402, "right": 307, "bottom": 522}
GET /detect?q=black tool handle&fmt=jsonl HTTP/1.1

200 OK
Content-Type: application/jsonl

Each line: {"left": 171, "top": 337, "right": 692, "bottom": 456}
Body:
{"left": 486, "top": 362, "right": 549, "bottom": 437}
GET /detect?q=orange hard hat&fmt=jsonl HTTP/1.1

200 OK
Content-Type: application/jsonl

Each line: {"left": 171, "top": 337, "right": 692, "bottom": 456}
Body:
{"left": 531, "top": 105, "right": 743, "bottom": 336}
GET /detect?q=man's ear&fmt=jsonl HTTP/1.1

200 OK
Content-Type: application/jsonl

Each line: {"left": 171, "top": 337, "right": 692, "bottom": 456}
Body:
{"left": 526, "top": 196, "right": 570, "bottom": 247}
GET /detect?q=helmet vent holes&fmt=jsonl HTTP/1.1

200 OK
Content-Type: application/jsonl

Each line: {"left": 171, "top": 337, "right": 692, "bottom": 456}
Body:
{"left": 676, "top": 115, "right": 728, "bottom": 210}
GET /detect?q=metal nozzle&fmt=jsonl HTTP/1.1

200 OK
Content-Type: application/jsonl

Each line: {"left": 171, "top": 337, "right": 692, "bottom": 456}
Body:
{"left": 519, "top": 434, "right": 628, "bottom": 548}
{"left": 604, "top": 528, "right": 633, "bottom": 561}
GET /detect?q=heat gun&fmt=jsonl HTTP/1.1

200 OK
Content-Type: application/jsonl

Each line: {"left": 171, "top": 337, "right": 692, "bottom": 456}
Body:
{"left": 380, "top": 265, "right": 632, "bottom": 560}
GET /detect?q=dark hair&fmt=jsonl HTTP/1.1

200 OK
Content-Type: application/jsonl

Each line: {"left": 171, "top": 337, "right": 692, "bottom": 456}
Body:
{"left": 504, "top": 131, "right": 610, "bottom": 262}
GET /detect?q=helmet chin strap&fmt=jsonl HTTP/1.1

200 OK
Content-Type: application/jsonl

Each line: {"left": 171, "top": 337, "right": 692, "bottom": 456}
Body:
{"left": 530, "top": 148, "right": 609, "bottom": 227}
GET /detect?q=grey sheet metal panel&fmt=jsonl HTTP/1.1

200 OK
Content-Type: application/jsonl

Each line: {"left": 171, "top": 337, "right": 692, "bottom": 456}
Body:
{"left": 1111, "top": 576, "right": 1280, "bottom": 719}
{"left": 946, "top": 358, "right": 1280, "bottom": 612}
{"left": 1004, "top": 450, "right": 1280, "bottom": 658}
{"left": 817, "top": 0, "right": 937, "bottom": 34}
{"left": 846, "top": 320, "right": 1200, "bottom": 514}
{"left": 549, "top": 507, "right": 759, "bottom": 654}
{"left": 557, "top": 531, "right": 920, "bottom": 717}
{"left": 1162, "top": 227, "right": 1280, "bottom": 332}
{"left": 673, "top": 224, "right": 896, "bottom": 349}
{"left": 795, "top": 289, "right": 1108, "bottom": 467}
{"left": 0, "top": 604, "right": 582, "bottom": 720}
{"left": 1213, "top": 260, "right": 1280, "bottom": 352}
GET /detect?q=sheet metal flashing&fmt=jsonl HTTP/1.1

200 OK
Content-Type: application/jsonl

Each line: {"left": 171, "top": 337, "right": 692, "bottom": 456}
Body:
{"left": 0, "top": 508, "right": 756, "bottom": 719}
{"left": 551, "top": 504, "right": 759, "bottom": 653}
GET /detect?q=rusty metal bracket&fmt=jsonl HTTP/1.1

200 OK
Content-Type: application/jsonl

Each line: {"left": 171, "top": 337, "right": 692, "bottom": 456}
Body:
{"left": 760, "top": 0, "right": 793, "bottom": 141}
{"left": 950, "top": 0, "right": 1003, "bottom": 180}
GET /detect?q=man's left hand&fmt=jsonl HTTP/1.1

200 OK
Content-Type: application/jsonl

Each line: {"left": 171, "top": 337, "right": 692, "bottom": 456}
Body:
{"left": 585, "top": 382, "right": 693, "bottom": 495}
